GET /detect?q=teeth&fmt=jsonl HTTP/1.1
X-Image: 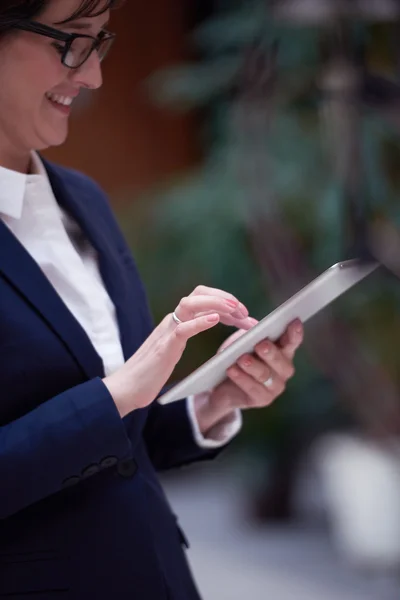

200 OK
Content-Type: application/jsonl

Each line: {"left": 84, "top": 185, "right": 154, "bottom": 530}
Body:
{"left": 46, "top": 92, "right": 74, "bottom": 106}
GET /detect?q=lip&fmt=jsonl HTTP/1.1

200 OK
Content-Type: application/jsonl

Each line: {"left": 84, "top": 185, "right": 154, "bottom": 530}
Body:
{"left": 47, "top": 90, "right": 80, "bottom": 98}
{"left": 46, "top": 96, "right": 72, "bottom": 116}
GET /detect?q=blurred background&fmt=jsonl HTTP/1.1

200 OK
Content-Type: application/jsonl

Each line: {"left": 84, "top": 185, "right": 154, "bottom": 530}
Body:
{"left": 44, "top": 0, "right": 400, "bottom": 598}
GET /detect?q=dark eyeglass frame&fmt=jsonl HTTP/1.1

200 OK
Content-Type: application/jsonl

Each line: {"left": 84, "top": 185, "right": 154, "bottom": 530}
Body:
{"left": 13, "top": 20, "right": 116, "bottom": 69}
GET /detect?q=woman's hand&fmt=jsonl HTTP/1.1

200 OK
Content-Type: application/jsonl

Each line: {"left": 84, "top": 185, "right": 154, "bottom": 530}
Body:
{"left": 103, "top": 286, "right": 254, "bottom": 417}
{"left": 194, "top": 320, "right": 303, "bottom": 435}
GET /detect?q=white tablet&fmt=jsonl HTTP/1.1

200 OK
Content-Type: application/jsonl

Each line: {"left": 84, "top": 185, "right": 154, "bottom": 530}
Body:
{"left": 158, "top": 259, "right": 379, "bottom": 405}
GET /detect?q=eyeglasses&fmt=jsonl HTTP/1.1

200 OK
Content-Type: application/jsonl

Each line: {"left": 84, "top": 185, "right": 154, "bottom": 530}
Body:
{"left": 13, "top": 20, "right": 116, "bottom": 69}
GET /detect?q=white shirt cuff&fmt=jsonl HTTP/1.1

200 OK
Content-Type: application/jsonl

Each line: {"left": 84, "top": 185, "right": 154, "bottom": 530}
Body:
{"left": 186, "top": 395, "right": 242, "bottom": 449}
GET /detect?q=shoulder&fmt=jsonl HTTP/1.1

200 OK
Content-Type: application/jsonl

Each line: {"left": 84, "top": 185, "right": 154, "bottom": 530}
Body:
{"left": 42, "top": 158, "right": 131, "bottom": 249}
{"left": 42, "top": 159, "right": 121, "bottom": 231}
{"left": 43, "top": 160, "right": 109, "bottom": 204}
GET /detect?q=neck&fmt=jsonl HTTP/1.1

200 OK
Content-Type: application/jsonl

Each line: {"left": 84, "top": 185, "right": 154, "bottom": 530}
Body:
{"left": 0, "top": 145, "right": 32, "bottom": 174}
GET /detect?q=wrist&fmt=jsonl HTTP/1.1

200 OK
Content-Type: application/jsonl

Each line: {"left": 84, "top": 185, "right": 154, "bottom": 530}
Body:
{"left": 102, "top": 374, "right": 134, "bottom": 418}
{"left": 193, "top": 391, "right": 234, "bottom": 437}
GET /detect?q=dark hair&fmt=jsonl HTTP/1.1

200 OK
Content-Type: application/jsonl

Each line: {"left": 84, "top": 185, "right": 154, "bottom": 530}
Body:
{"left": 0, "top": 0, "right": 121, "bottom": 36}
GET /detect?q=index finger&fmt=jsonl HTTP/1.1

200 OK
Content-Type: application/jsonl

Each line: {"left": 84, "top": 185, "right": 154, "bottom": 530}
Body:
{"left": 278, "top": 320, "right": 303, "bottom": 360}
{"left": 191, "top": 285, "right": 249, "bottom": 319}
{"left": 191, "top": 285, "right": 243, "bottom": 305}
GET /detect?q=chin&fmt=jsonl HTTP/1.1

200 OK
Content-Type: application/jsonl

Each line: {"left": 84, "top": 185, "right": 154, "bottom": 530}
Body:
{"left": 37, "top": 127, "right": 69, "bottom": 150}
{"left": 51, "top": 133, "right": 69, "bottom": 147}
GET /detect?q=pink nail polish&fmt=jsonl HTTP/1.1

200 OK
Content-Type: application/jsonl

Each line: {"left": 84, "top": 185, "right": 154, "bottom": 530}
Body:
{"left": 225, "top": 299, "right": 238, "bottom": 309}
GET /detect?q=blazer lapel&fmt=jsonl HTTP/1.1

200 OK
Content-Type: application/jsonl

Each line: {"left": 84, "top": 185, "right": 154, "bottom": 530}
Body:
{"left": 0, "top": 220, "right": 104, "bottom": 380}
{"left": 43, "top": 160, "right": 138, "bottom": 362}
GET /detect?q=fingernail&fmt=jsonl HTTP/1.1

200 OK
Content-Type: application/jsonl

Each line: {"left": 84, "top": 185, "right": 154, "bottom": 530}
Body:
{"left": 207, "top": 314, "right": 219, "bottom": 323}
{"left": 228, "top": 367, "right": 240, "bottom": 378}
{"left": 261, "top": 343, "right": 270, "bottom": 355}
{"left": 241, "top": 357, "right": 252, "bottom": 368}
{"left": 225, "top": 299, "right": 238, "bottom": 309}
{"left": 250, "top": 318, "right": 259, "bottom": 326}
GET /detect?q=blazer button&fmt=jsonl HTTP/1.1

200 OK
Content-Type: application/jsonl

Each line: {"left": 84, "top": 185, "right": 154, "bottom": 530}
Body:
{"left": 61, "top": 476, "right": 80, "bottom": 489}
{"left": 100, "top": 456, "right": 118, "bottom": 470}
{"left": 82, "top": 464, "right": 100, "bottom": 479}
{"left": 117, "top": 458, "right": 138, "bottom": 478}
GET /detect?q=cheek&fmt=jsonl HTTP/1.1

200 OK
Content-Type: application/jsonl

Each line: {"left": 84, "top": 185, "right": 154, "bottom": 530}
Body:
{"left": 25, "top": 63, "right": 65, "bottom": 104}
{"left": 1, "top": 39, "right": 66, "bottom": 108}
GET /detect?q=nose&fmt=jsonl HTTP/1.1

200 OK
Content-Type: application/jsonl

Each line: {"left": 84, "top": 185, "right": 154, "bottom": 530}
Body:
{"left": 70, "top": 51, "right": 103, "bottom": 90}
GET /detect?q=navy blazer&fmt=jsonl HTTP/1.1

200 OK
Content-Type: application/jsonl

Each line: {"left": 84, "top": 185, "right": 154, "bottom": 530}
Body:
{"left": 0, "top": 160, "right": 216, "bottom": 599}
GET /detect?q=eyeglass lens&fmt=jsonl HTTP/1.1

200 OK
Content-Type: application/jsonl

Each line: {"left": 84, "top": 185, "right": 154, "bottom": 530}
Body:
{"left": 64, "top": 36, "right": 112, "bottom": 68}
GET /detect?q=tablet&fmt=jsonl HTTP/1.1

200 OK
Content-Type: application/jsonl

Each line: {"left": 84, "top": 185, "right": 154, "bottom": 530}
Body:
{"left": 158, "top": 259, "right": 379, "bottom": 405}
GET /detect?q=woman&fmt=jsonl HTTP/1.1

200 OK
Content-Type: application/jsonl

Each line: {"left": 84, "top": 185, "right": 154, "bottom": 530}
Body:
{"left": 0, "top": 0, "right": 303, "bottom": 598}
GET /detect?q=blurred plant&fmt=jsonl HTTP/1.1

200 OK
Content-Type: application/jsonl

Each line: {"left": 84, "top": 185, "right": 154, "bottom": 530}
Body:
{"left": 119, "top": 0, "right": 400, "bottom": 454}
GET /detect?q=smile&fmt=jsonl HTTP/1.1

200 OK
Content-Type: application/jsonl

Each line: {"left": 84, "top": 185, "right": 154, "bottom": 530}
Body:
{"left": 45, "top": 92, "right": 74, "bottom": 106}
{"left": 45, "top": 92, "right": 75, "bottom": 115}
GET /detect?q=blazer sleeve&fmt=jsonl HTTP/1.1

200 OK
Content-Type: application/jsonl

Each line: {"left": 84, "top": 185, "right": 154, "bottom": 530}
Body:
{"left": 0, "top": 378, "right": 132, "bottom": 520}
{"left": 142, "top": 398, "right": 221, "bottom": 471}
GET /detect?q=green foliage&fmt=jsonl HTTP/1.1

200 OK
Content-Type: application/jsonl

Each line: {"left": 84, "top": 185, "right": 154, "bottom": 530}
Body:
{"left": 118, "top": 0, "right": 400, "bottom": 448}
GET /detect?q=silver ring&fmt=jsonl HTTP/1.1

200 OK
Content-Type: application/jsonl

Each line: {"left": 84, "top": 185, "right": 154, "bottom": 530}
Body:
{"left": 172, "top": 311, "right": 183, "bottom": 325}
{"left": 263, "top": 376, "right": 274, "bottom": 388}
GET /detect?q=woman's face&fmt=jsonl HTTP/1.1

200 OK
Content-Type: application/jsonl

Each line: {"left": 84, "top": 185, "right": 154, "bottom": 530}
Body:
{"left": 0, "top": 0, "right": 109, "bottom": 164}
